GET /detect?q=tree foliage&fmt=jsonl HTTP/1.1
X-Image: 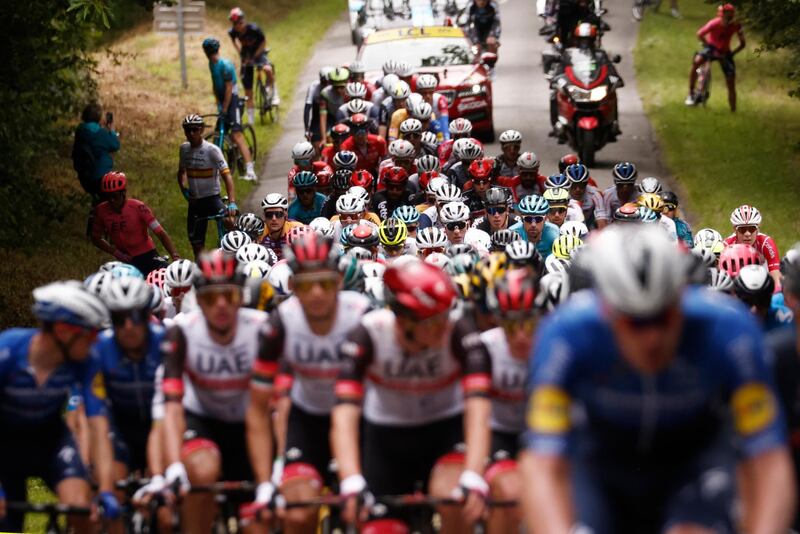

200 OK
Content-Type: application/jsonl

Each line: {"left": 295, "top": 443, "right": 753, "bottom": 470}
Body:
{"left": 735, "top": 0, "right": 800, "bottom": 98}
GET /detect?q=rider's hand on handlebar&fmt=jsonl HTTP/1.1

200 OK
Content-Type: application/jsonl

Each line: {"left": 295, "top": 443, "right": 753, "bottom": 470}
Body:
{"left": 132, "top": 474, "right": 166, "bottom": 505}
{"left": 95, "top": 491, "right": 121, "bottom": 520}
{"left": 165, "top": 461, "right": 191, "bottom": 497}
{"left": 454, "top": 470, "right": 488, "bottom": 523}
{"left": 227, "top": 201, "right": 239, "bottom": 217}
{"left": 340, "top": 474, "right": 373, "bottom": 525}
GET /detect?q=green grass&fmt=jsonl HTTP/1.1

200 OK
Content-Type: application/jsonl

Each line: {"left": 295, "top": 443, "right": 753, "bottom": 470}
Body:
{"left": 634, "top": 0, "right": 800, "bottom": 252}
{"left": 0, "top": 0, "right": 344, "bottom": 328}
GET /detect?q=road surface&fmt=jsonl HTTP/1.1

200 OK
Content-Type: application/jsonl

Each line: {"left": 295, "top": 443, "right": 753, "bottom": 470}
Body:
{"left": 247, "top": 0, "right": 671, "bottom": 211}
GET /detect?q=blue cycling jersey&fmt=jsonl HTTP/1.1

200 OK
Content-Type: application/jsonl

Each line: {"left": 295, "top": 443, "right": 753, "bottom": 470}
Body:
{"left": 766, "top": 303, "right": 794, "bottom": 333}
{"left": 288, "top": 193, "right": 327, "bottom": 225}
{"left": 90, "top": 324, "right": 164, "bottom": 425}
{"left": 524, "top": 288, "right": 786, "bottom": 460}
{"left": 509, "top": 220, "right": 559, "bottom": 258}
{"left": 0, "top": 328, "right": 106, "bottom": 427}
{"left": 209, "top": 58, "right": 238, "bottom": 103}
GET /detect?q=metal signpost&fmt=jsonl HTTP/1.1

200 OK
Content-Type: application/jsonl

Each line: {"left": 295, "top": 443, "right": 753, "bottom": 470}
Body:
{"left": 153, "top": 1, "right": 206, "bottom": 89}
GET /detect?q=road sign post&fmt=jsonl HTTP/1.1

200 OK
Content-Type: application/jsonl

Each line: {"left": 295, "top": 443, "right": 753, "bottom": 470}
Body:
{"left": 153, "top": 1, "right": 206, "bottom": 89}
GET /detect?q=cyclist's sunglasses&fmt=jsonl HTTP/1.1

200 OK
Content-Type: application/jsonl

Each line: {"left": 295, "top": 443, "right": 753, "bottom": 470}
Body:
{"left": 111, "top": 309, "right": 151, "bottom": 327}
{"left": 263, "top": 211, "right": 286, "bottom": 220}
{"left": 294, "top": 158, "right": 312, "bottom": 166}
{"left": 523, "top": 215, "right": 545, "bottom": 224}
{"left": 297, "top": 188, "right": 315, "bottom": 195}
{"left": 405, "top": 132, "right": 422, "bottom": 139}
{"left": 352, "top": 126, "right": 368, "bottom": 135}
{"left": 736, "top": 225, "right": 758, "bottom": 235}
{"left": 386, "top": 183, "right": 406, "bottom": 191}
{"left": 499, "top": 317, "right": 537, "bottom": 334}
{"left": 662, "top": 204, "right": 677, "bottom": 211}
{"left": 60, "top": 323, "right": 99, "bottom": 339}
{"left": 486, "top": 206, "right": 507, "bottom": 215}
{"left": 340, "top": 212, "right": 361, "bottom": 221}
{"left": 616, "top": 306, "right": 675, "bottom": 330}
{"left": 405, "top": 224, "right": 418, "bottom": 233}
{"left": 184, "top": 126, "right": 204, "bottom": 133}
{"left": 549, "top": 207, "right": 568, "bottom": 215}
{"left": 293, "top": 273, "right": 339, "bottom": 293}
{"left": 170, "top": 285, "right": 191, "bottom": 296}
{"left": 383, "top": 244, "right": 405, "bottom": 255}
{"left": 474, "top": 179, "right": 491, "bottom": 186}
{"left": 445, "top": 221, "right": 467, "bottom": 231}
{"left": 197, "top": 286, "right": 242, "bottom": 306}
{"left": 421, "top": 247, "right": 445, "bottom": 257}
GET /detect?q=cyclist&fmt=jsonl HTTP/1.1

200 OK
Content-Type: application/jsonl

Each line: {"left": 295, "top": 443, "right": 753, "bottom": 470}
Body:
{"left": 446, "top": 138, "right": 484, "bottom": 189}
{"left": 320, "top": 124, "right": 351, "bottom": 164}
{"left": 259, "top": 193, "right": 303, "bottom": 260}
{"left": 493, "top": 130, "right": 522, "bottom": 178}
{"left": 304, "top": 67, "right": 333, "bottom": 150}
{"left": 510, "top": 195, "right": 559, "bottom": 258}
{"left": 415, "top": 73, "right": 450, "bottom": 139}
{"left": 733, "top": 264, "right": 793, "bottom": 332}
{"left": 378, "top": 80, "right": 410, "bottom": 139}
{"left": 462, "top": 158, "right": 496, "bottom": 217}
{"left": 227, "top": 8, "right": 278, "bottom": 126}
{"left": 247, "top": 233, "right": 371, "bottom": 532}
{"left": 91, "top": 277, "right": 165, "bottom": 486}
{"left": 91, "top": 171, "right": 179, "bottom": 275}
{"left": 686, "top": 3, "right": 745, "bottom": 111}
{"left": 660, "top": 190, "right": 694, "bottom": 248}
{"left": 599, "top": 161, "right": 638, "bottom": 228}
{"left": 438, "top": 118, "right": 473, "bottom": 164}
{"left": 201, "top": 37, "right": 257, "bottom": 182}
{"left": 724, "top": 204, "right": 781, "bottom": 287}
{"left": 318, "top": 66, "right": 350, "bottom": 143}
{"left": 340, "top": 114, "right": 387, "bottom": 176}
{"left": 520, "top": 224, "right": 794, "bottom": 534}
{"left": 371, "top": 166, "right": 415, "bottom": 220}
{"left": 497, "top": 152, "right": 545, "bottom": 200}
{"left": 333, "top": 260, "right": 493, "bottom": 531}
{"left": 393, "top": 205, "right": 421, "bottom": 240}
{"left": 288, "top": 171, "right": 326, "bottom": 224}
{"left": 419, "top": 182, "right": 462, "bottom": 229}
{"left": 379, "top": 217, "right": 412, "bottom": 258}
{"left": 379, "top": 139, "right": 417, "bottom": 182}
{"left": 441, "top": 201, "right": 472, "bottom": 245}
{"left": 543, "top": 187, "right": 582, "bottom": 228}
{"left": 637, "top": 192, "right": 678, "bottom": 241}
{"left": 0, "top": 282, "right": 119, "bottom": 532}
{"left": 164, "top": 259, "right": 198, "bottom": 319}
{"left": 464, "top": 0, "right": 502, "bottom": 54}
{"left": 472, "top": 186, "right": 519, "bottom": 235}
{"left": 178, "top": 114, "right": 238, "bottom": 257}
{"left": 331, "top": 194, "right": 381, "bottom": 230}
{"left": 161, "top": 250, "right": 270, "bottom": 533}
{"left": 564, "top": 163, "right": 605, "bottom": 229}
{"left": 320, "top": 169, "right": 352, "bottom": 219}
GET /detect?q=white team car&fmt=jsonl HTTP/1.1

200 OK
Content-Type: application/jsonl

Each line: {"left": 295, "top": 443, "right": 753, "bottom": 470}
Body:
{"left": 348, "top": 0, "right": 471, "bottom": 45}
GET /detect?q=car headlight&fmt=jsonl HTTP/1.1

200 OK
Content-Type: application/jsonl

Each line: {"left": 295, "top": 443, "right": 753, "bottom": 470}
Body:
{"left": 589, "top": 86, "right": 608, "bottom": 102}
{"left": 457, "top": 84, "right": 486, "bottom": 98}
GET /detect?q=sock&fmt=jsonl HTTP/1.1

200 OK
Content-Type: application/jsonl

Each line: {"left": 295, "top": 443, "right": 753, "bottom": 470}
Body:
{"left": 248, "top": 108, "right": 255, "bottom": 124}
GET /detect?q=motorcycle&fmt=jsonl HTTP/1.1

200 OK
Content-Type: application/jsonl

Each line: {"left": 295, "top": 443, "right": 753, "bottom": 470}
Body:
{"left": 549, "top": 47, "right": 622, "bottom": 166}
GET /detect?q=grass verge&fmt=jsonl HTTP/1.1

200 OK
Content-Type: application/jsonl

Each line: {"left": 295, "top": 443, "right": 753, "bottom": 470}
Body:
{"left": 0, "top": 0, "right": 343, "bottom": 329}
{"left": 634, "top": 2, "right": 800, "bottom": 252}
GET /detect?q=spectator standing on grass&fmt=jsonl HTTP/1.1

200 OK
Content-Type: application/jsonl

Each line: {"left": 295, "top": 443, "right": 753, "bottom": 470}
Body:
{"left": 72, "top": 102, "right": 120, "bottom": 202}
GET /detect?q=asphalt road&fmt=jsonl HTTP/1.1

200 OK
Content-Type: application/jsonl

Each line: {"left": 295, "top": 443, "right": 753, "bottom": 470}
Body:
{"left": 246, "top": 0, "right": 671, "bottom": 211}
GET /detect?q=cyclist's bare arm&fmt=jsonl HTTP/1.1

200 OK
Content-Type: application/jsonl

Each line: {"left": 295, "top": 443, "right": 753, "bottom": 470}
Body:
{"left": 273, "top": 391, "right": 291, "bottom": 458}
{"left": 153, "top": 226, "right": 180, "bottom": 260}
{"left": 740, "top": 448, "right": 796, "bottom": 534}
{"left": 147, "top": 421, "right": 166, "bottom": 476}
{"left": 246, "top": 387, "right": 275, "bottom": 486}
{"left": 733, "top": 28, "right": 746, "bottom": 54}
{"left": 89, "top": 414, "right": 117, "bottom": 493}
{"left": 162, "top": 328, "right": 188, "bottom": 466}
{"left": 222, "top": 169, "right": 236, "bottom": 205}
{"left": 222, "top": 81, "right": 234, "bottom": 113}
{"left": 463, "top": 397, "right": 491, "bottom": 475}
{"left": 332, "top": 403, "right": 362, "bottom": 480}
{"left": 177, "top": 166, "right": 189, "bottom": 191}
{"left": 519, "top": 452, "right": 574, "bottom": 534}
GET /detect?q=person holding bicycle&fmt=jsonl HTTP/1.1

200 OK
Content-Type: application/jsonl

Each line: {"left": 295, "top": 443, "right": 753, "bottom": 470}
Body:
{"left": 178, "top": 114, "right": 238, "bottom": 258}
{"left": 686, "top": 3, "right": 745, "bottom": 111}
{"left": 464, "top": 0, "right": 501, "bottom": 55}
{"left": 201, "top": 37, "right": 258, "bottom": 181}
{"left": 228, "top": 7, "right": 279, "bottom": 126}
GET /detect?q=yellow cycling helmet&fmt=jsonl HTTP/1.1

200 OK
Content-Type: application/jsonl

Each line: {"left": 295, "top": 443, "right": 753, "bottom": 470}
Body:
{"left": 543, "top": 187, "right": 570, "bottom": 208}
{"left": 470, "top": 252, "right": 508, "bottom": 310}
{"left": 451, "top": 273, "right": 473, "bottom": 301}
{"left": 378, "top": 217, "right": 408, "bottom": 247}
{"left": 637, "top": 193, "right": 664, "bottom": 213}
{"left": 552, "top": 234, "right": 584, "bottom": 260}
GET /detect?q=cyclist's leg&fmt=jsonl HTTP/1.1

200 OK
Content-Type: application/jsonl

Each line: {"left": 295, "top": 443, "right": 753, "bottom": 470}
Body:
{"left": 426, "top": 416, "right": 469, "bottom": 534}
{"left": 226, "top": 101, "right": 253, "bottom": 164}
{"left": 180, "top": 413, "right": 222, "bottom": 533}
{"left": 242, "top": 65, "right": 256, "bottom": 123}
{"left": 187, "top": 199, "right": 208, "bottom": 257}
{"left": 51, "top": 433, "right": 93, "bottom": 532}
{"left": 485, "top": 431, "right": 522, "bottom": 534}
{"left": 689, "top": 52, "right": 707, "bottom": 94}
{"left": 721, "top": 55, "right": 736, "bottom": 112}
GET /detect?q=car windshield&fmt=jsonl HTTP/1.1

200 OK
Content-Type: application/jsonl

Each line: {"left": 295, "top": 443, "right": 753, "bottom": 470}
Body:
{"left": 360, "top": 37, "right": 474, "bottom": 71}
{"left": 565, "top": 48, "right": 601, "bottom": 85}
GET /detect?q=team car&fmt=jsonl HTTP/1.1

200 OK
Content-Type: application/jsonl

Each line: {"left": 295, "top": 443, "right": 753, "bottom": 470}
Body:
{"left": 357, "top": 25, "right": 496, "bottom": 140}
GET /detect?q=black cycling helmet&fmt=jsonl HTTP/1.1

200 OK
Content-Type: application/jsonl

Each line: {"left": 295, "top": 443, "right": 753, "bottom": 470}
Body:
{"left": 491, "top": 229, "right": 519, "bottom": 251}
{"left": 332, "top": 169, "right": 352, "bottom": 191}
{"left": 202, "top": 37, "right": 221, "bottom": 55}
{"left": 660, "top": 190, "right": 679, "bottom": 209}
{"left": 347, "top": 224, "right": 380, "bottom": 249}
{"left": 734, "top": 264, "right": 774, "bottom": 309}
{"left": 782, "top": 245, "right": 800, "bottom": 296}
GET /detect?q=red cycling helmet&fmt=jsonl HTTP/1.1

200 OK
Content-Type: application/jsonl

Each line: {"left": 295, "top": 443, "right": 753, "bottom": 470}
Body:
{"left": 316, "top": 166, "right": 333, "bottom": 188}
{"left": 349, "top": 113, "right": 369, "bottom": 129}
{"left": 558, "top": 153, "right": 579, "bottom": 173}
{"left": 331, "top": 124, "right": 351, "bottom": 143}
{"left": 283, "top": 232, "right": 338, "bottom": 273}
{"left": 350, "top": 169, "right": 374, "bottom": 190}
{"left": 383, "top": 166, "right": 409, "bottom": 185}
{"left": 384, "top": 260, "right": 456, "bottom": 320}
{"left": 718, "top": 3, "right": 735, "bottom": 15}
{"left": 719, "top": 243, "right": 764, "bottom": 278}
{"left": 229, "top": 7, "right": 245, "bottom": 22}
{"left": 419, "top": 170, "right": 439, "bottom": 191}
{"left": 146, "top": 267, "right": 167, "bottom": 289}
{"left": 194, "top": 249, "right": 244, "bottom": 289}
{"left": 468, "top": 158, "right": 494, "bottom": 181}
{"left": 286, "top": 225, "right": 315, "bottom": 245}
{"left": 101, "top": 171, "right": 127, "bottom": 193}
{"left": 491, "top": 270, "right": 537, "bottom": 318}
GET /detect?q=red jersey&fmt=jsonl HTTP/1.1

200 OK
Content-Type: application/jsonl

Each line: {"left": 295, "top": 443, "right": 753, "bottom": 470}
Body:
{"left": 287, "top": 161, "right": 333, "bottom": 190}
{"left": 697, "top": 17, "right": 742, "bottom": 53}
{"left": 438, "top": 139, "right": 454, "bottom": 166}
{"left": 341, "top": 135, "right": 387, "bottom": 176}
{"left": 320, "top": 144, "right": 346, "bottom": 165}
{"left": 497, "top": 175, "right": 546, "bottom": 201}
{"left": 92, "top": 198, "right": 160, "bottom": 257}
{"left": 724, "top": 233, "right": 780, "bottom": 271}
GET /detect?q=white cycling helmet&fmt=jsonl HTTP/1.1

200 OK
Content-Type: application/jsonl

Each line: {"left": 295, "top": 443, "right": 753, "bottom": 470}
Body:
{"left": 382, "top": 59, "right": 399, "bottom": 76}
{"left": 416, "top": 154, "right": 440, "bottom": 173}
{"left": 309, "top": 217, "right": 334, "bottom": 237}
{"left": 730, "top": 204, "right": 762, "bottom": 227}
{"left": 439, "top": 201, "right": 470, "bottom": 224}
{"left": 464, "top": 228, "right": 491, "bottom": 253}
{"left": 545, "top": 254, "right": 571, "bottom": 275}
{"left": 400, "top": 118, "right": 423, "bottom": 135}
{"left": 693, "top": 228, "right": 725, "bottom": 254}
{"left": 84, "top": 271, "right": 114, "bottom": 297}
{"left": 336, "top": 193, "right": 365, "bottom": 214}
{"left": 395, "top": 61, "right": 415, "bottom": 78}
{"left": 381, "top": 73, "right": 400, "bottom": 93}
{"left": 240, "top": 259, "right": 272, "bottom": 279}
{"left": 427, "top": 176, "right": 449, "bottom": 196}
{"left": 221, "top": 230, "right": 252, "bottom": 253}
{"left": 389, "top": 139, "right": 416, "bottom": 159}
{"left": 410, "top": 101, "right": 433, "bottom": 121}
{"left": 449, "top": 117, "right": 473, "bottom": 136}
{"left": 346, "top": 98, "right": 368, "bottom": 115}
{"left": 391, "top": 80, "right": 411, "bottom": 100}
{"left": 498, "top": 129, "right": 522, "bottom": 144}
{"left": 165, "top": 259, "right": 196, "bottom": 289}
{"left": 291, "top": 141, "right": 315, "bottom": 161}
{"left": 361, "top": 260, "right": 386, "bottom": 279}
{"left": 536, "top": 272, "right": 570, "bottom": 313}
{"left": 589, "top": 224, "right": 686, "bottom": 318}
{"left": 262, "top": 193, "right": 289, "bottom": 211}
{"left": 435, "top": 183, "right": 463, "bottom": 204}
{"left": 103, "top": 276, "right": 153, "bottom": 312}
{"left": 560, "top": 221, "right": 589, "bottom": 239}
{"left": 348, "top": 186, "right": 370, "bottom": 203}
{"left": 416, "top": 227, "right": 449, "bottom": 249}
{"left": 416, "top": 74, "right": 438, "bottom": 91}
{"left": 346, "top": 82, "right": 368, "bottom": 99}
{"left": 406, "top": 93, "right": 424, "bottom": 110}
{"left": 236, "top": 243, "right": 271, "bottom": 265}
{"left": 638, "top": 176, "right": 663, "bottom": 194}
{"left": 708, "top": 267, "right": 734, "bottom": 292}
{"left": 98, "top": 261, "right": 123, "bottom": 273}
{"left": 420, "top": 131, "right": 438, "bottom": 151}
{"left": 453, "top": 138, "right": 482, "bottom": 160}
{"left": 32, "top": 281, "right": 110, "bottom": 330}
{"left": 425, "top": 252, "right": 452, "bottom": 271}
{"left": 517, "top": 151, "right": 540, "bottom": 171}
{"left": 267, "top": 261, "right": 293, "bottom": 297}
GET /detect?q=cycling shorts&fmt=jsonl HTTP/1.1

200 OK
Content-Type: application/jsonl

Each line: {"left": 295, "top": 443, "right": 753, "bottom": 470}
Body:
{"left": 187, "top": 195, "right": 226, "bottom": 246}
{"left": 182, "top": 411, "right": 253, "bottom": 482}
{"left": 362, "top": 414, "right": 464, "bottom": 497}
{"left": 221, "top": 94, "right": 245, "bottom": 133}
{"left": 240, "top": 55, "right": 272, "bottom": 90}
{"left": 572, "top": 436, "right": 736, "bottom": 533}
{"left": 699, "top": 45, "right": 735, "bottom": 77}
{"left": 282, "top": 405, "right": 335, "bottom": 488}
{"left": 490, "top": 430, "right": 519, "bottom": 463}
{"left": 130, "top": 248, "right": 167, "bottom": 277}
{"left": 110, "top": 418, "right": 151, "bottom": 474}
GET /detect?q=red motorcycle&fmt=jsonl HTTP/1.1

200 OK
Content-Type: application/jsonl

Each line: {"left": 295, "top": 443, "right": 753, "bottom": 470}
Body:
{"left": 551, "top": 47, "right": 622, "bottom": 166}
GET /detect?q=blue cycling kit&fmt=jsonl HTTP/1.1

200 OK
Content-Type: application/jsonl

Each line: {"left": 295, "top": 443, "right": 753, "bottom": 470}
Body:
{"left": 524, "top": 288, "right": 785, "bottom": 533}
{"left": 209, "top": 58, "right": 239, "bottom": 103}
{"left": 766, "top": 303, "right": 794, "bottom": 332}
{"left": 288, "top": 193, "right": 327, "bottom": 225}
{"left": 509, "top": 219, "right": 559, "bottom": 258}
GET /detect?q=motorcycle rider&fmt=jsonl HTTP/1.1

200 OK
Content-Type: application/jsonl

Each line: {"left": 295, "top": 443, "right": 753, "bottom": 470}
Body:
{"left": 464, "top": 0, "right": 502, "bottom": 54}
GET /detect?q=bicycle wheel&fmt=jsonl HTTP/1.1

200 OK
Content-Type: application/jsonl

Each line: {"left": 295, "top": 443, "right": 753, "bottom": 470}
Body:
{"left": 632, "top": 0, "right": 644, "bottom": 21}
{"left": 243, "top": 124, "right": 257, "bottom": 164}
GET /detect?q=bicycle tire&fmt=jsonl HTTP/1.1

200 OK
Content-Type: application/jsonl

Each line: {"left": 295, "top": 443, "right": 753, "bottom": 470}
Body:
{"left": 632, "top": 0, "right": 644, "bottom": 21}
{"left": 243, "top": 124, "right": 257, "bottom": 164}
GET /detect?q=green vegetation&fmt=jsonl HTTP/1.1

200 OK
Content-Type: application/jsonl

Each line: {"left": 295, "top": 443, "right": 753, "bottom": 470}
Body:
{"left": 0, "top": 0, "right": 344, "bottom": 328}
{"left": 634, "top": 2, "right": 800, "bottom": 252}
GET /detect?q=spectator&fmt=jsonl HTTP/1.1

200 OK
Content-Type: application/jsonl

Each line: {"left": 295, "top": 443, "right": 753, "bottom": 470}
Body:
{"left": 72, "top": 102, "right": 120, "bottom": 201}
